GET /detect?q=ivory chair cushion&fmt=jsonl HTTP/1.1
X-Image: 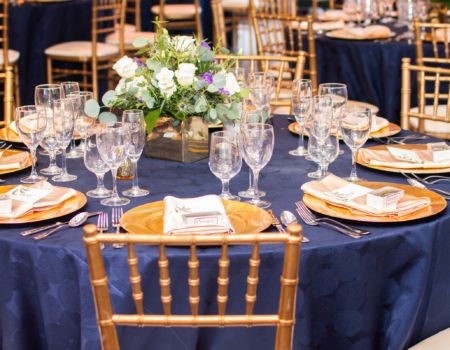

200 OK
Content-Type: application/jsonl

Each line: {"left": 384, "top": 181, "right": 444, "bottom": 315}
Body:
{"left": 44, "top": 41, "right": 119, "bottom": 58}
{"left": 408, "top": 328, "right": 450, "bottom": 349}
{"left": 269, "top": 62, "right": 294, "bottom": 80}
{"left": 151, "top": 4, "right": 202, "bottom": 20}
{"left": 222, "top": 1, "right": 249, "bottom": 10}
{"left": 273, "top": 106, "right": 290, "bottom": 115}
{"left": 115, "top": 23, "right": 137, "bottom": 33}
{"left": 409, "top": 105, "right": 450, "bottom": 134}
{"left": 0, "top": 49, "right": 20, "bottom": 65}
{"left": 278, "top": 88, "right": 292, "bottom": 100}
{"left": 106, "top": 31, "right": 156, "bottom": 45}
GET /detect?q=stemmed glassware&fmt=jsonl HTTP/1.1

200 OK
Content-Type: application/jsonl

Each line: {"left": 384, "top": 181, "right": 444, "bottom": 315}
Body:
{"left": 84, "top": 131, "right": 112, "bottom": 198}
{"left": 239, "top": 123, "right": 274, "bottom": 209}
{"left": 74, "top": 92, "right": 95, "bottom": 153}
{"left": 340, "top": 106, "right": 372, "bottom": 182}
{"left": 96, "top": 122, "right": 131, "bottom": 206}
{"left": 231, "top": 67, "right": 246, "bottom": 88}
{"left": 209, "top": 131, "right": 242, "bottom": 201}
{"left": 52, "top": 98, "right": 77, "bottom": 182}
{"left": 308, "top": 119, "right": 339, "bottom": 179}
{"left": 122, "top": 110, "right": 149, "bottom": 197}
{"left": 39, "top": 108, "right": 61, "bottom": 176}
{"left": 380, "top": 0, "right": 396, "bottom": 23}
{"left": 343, "top": 0, "right": 356, "bottom": 27}
{"left": 15, "top": 106, "right": 47, "bottom": 183}
{"left": 61, "top": 82, "right": 82, "bottom": 158}
{"left": 247, "top": 72, "right": 274, "bottom": 121}
{"left": 290, "top": 79, "right": 312, "bottom": 156}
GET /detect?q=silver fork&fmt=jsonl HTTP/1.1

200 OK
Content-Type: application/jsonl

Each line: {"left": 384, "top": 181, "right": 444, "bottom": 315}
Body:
{"left": 296, "top": 207, "right": 362, "bottom": 239}
{"left": 112, "top": 208, "right": 125, "bottom": 249}
{"left": 410, "top": 173, "right": 450, "bottom": 184}
{"left": 0, "top": 144, "right": 12, "bottom": 150}
{"left": 295, "top": 201, "right": 370, "bottom": 235}
{"left": 97, "top": 212, "right": 108, "bottom": 250}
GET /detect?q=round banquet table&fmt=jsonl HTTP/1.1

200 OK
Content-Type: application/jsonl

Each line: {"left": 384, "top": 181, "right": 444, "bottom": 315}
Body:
{"left": 1, "top": 115, "right": 450, "bottom": 350}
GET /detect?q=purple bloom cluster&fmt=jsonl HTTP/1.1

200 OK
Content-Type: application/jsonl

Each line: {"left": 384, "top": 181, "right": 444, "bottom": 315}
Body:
{"left": 137, "top": 98, "right": 143, "bottom": 103}
{"left": 214, "top": 59, "right": 219, "bottom": 63}
{"left": 200, "top": 41, "right": 211, "bottom": 49}
{"left": 219, "top": 88, "right": 230, "bottom": 96}
{"left": 133, "top": 57, "right": 146, "bottom": 69}
{"left": 199, "top": 72, "right": 213, "bottom": 84}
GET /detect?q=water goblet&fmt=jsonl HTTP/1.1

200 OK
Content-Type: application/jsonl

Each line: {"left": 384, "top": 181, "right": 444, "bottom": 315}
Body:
{"left": 209, "top": 131, "right": 242, "bottom": 201}
{"left": 340, "top": 106, "right": 372, "bottom": 182}
{"left": 312, "top": 95, "right": 333, "bottom": 119}
{"left": 248, "top": 72, "right": 274, "bottom": 121}
{"left": 61, "top": 82, "right": 81, "bottom": 158}
{"left": 96, "top": 122, "right": 131, "bottom": 206}
{"left": 52, "top": 98, "right": 77, "bottom": 182}
{"left": 15, "top": 106, "right": 48, "bottom": 183}
{"left": 343, "top": 0, "right": 356, "bottom": 27}
{"left": 289, "top": 79, "right": 312, "bottom": 156}
{"left": 230, "top": 67, "right": 246, "bottom": 88}
{"left": 239, "top": 123, "right": 274, "bottom": 209}
{"left": 39, "top": 110, "right": 61, "bottom": 175}
{"left": 122, "top": 110, "right": 149, "bottom": 197}
{"left": 74, "top": 91, "right": 95, "bottom": 153}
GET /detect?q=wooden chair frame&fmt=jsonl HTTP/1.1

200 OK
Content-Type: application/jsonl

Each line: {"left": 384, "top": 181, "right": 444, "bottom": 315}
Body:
{"left": 414, "top": 17, "right": 450, "bottom": 67}
{"left": 211, "top": 0, "right": 228, "bottom": 48}
{"left": 254, "top": 0, "right": 296, "bottom": 16}
{"left": 0, "top": 66, "right": 14, "bottom": 128}
{"left": 126, "top": 0, "right": 141, "bottom": 31}
{"left": 83, "top": 224, "right": 303, "bottom": 350}
{"left": 156, "top": 0, "right": 202, "bottom": 39}
{"left": 46, "top": 0, "right": 126, "bottom": 100}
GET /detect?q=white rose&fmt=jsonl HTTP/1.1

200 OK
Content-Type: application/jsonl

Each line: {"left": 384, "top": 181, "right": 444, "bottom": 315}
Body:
{"left": 173, "top": 36, "right": 196, "bottom": 53}
{"left": 175, "top": 63, "right": 197, "bottom": 86}
{"left": 112, "top": 56, "right": 138, "bottom": 79}
{"left": 225, "top": 73, "right": 241, "bottom": 96}
{"left": 115, "top": 76, "right": 149, "bottom": 98}
{"left": 115, "top": 77, "right": 126, "bottom": 94}
{"left": 156, "top": 68, "right": 177, "bottom": 98}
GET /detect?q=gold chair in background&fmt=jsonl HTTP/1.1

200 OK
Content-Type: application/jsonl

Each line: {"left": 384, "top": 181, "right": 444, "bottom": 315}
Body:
{"left": 256, "top": 0, "right": 296, "bottom": 15}
{"left": 45, "top": 0, "right": 126, "bottom": 100}
{"left": 0, "top": 66, "right": 14, "bottom": 128}
{"left": 83, "top": 223, "right": 303, "bottom": 350}
{"left": 151, "top": 0, "right": 203, "bottom": 39}
{"left": 211, "top": 0, "right": 228, "bottom": 47}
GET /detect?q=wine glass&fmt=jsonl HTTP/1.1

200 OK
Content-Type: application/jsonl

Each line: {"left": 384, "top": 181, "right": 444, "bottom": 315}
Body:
{"left": 239, "top": 123, "right": 274, "bottom": 209}
{"left": 35, "top": 84, "right": 62, "bottom": 156}
{"left": 84, "top": 130, "right": 112, "bottom": 198}
{"left": 312, "top": 95, "right": 333, "bottom": 119}
{"left": 231, "top": 67, "right": 246, "bottom": 88}
{"left": 248, "top": 72, "right": 274, "bottom": 121}
{"left": 343, "top": 0, "right": 356, "bottom": 27}
{"left": 238, "top": 110, "right": 265, "bottom": 199}
{"left": 340, "top": 106, "right": 372, "bottom": 182}
{"left": 15, "top": 106, "right": 48, "bottom": 183}
{"left": 74, "top": 92, "right": 95, "bottom": 153}
{"left": 122, "top": 110, "right": 149, "bottom": 197}
{"left": 61, "top": 82, "right": 81, "bottom": 158}
{"left": 290, "top": 79, "right": 312, "bottom": 156}
{"left": 362, "top": 0, "right": 378, "bottom": 25}
{"left": 209, "top": 131, "right": 242, "bottom": 201}
{"left": 39, "top": 109, "right": 61, "bottom": 176}
{"left": 380, "top": 0, "right": 395, "bottom": 22}
{"left": 96, "top": 122, "right": 131, "bottom": 206}
{"left": 355, "top": 0, "right": 363, "bottom": 27}
{"left": 52, "top": 98, "right": 77, "bottom": 182}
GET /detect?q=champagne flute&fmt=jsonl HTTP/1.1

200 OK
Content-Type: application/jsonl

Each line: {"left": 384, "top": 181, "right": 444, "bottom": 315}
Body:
{"left": 290, "top": 79, "right": 312, "bottom": 156}
{"left": 52, "top": 98, "right": 77, "bottom": 182}
{"left": 122, "top": 110, "right": 149, "bottom": 197}
{"left": 209, "top": 131, "right": 242, "bottom": 201}
{"left": 15, "top": 106, "right": 48, "bottom": 183}
{"left": 308, "top": 119, "right": 339, "bottom": 179}
{"left": 96, "top": 122, "right": 131, "bottom": 206}
{"left": 84, "top": 130, "right": 112, "bottom": 198}
{"left": 61, "top": 82, "right": 81, "bottom": 158}
{"left": 340, "top": 106, "right": 372, "bottom": 182}
{"left": 75, "top": 92, "right": 95, "bottom": 153}
{"left": 239, "top": 124, "right": 274, "bottom": 209}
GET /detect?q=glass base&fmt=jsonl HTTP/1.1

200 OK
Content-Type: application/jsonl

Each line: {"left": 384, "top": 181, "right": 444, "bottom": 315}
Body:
{"left": 308, "top": 171, "right": 332, "bottom": 179}
{"left": 339, "top": 149, "right": 344, "bottom": 155}
{"left": 66, "top": 149, "right": 83, "bottom": 159}
{"left": 52, "top": 174, "right": 77, "bottom": 182}
{"left": 380, "top": 17, "right": 395, "bottom": 23}
{"left": 101, "top": 196, "right": 130, "bottom": 207}
{"left": 238, "top": 189, "right": 266, "bottom": 198}
{"left": 21, "top": 175, "right": 47, "bottom": 183}
{"left": 122, "top": 188, "right": 149, "bottom": 197}
{"left": 344, "top": 177, "right": 366, "bottom": 182}
{"left": 74, "top": 143, "right": 86, "bottom": 152}
{"left": 87, "top": 188, "right": 113, "bottom": 198}
{"left": 245, "top": 199, "right": 271, "bottom": 209}
{"left": 219, "top": 193, "right": 241, "bottom": 201}
{"left": 40, "top": 166, "right": 62, "bottom": 175}
{"left": 305, "top": 155, "right": 313, "bottom": 161}
{"left": 289, "top": 148, "right": 308, "bottom": 156}
{"left": 39, "top": 149, "right": 61, "bottom": 156}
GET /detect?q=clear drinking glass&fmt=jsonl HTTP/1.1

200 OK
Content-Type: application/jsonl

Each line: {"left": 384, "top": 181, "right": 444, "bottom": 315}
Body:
{"left": 340, "top": 106, "right": 372, "bottom": 182}
{"left": 343, "top": 0, "right": 356, "bottom": 27}
{"left": 290, "top": 79, "right": 312, "bottom": 156}
{"left": 84, "top": 131, "right": 112, "bottom": 198}
{"left": 231, "top": 67, "right": 246, "bottom": 88}
{"left": 52, "top": 98, "right": 77, "bottom": 182}
{"left": 240, "top": 124, "right": 274, "bottom": 209}
{"left": 39, "top": 111, "right": 61, "bottom": 175}
{"left": 15, "top": 106, "right": 48, "bottom": 183}
{"left": 355, "top": 0, "right": 363, "bottom": 27}
{"left": 74, "top": 92, "right": 95, "bottom": 153}
{"left": 380, "top": 0, "right": 396, "bottom": 22}
{"left": 209, "top": 131, "right": 242, "bottom": 201}
{"left": 122, "top": 110, "right": 149, "bottom": 197}
{"left": 61, "top": 82, "right": 81, "bottom": 158}
{"left": 248, "top": 72, "right": 274, "bottom": 121}
{"left": 96, "top": 122, "right": 131, "bottom": 206}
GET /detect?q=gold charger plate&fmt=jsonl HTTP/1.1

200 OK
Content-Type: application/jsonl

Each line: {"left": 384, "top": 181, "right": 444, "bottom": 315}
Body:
{"left": 0, "top": 149, "right": 32, "bottom": 175}
{"left": 120, "top": 200, "right": 272, "bottom": 234}
{"left": 356, "top": 144, "right": 450, "bottom": 174}
{"left": 303, "top": 182, "right": 446, "bottom": 223}
{"left": 0, "top": 127, "right": 81, "bottom": 143}
{"left": 0, "top": 185, "right": 87, "bottom": 224}
{"left": 347, "top": 100, "right": 379, "bottom": 114}
{"left": 325, "top": 30, "right": 396, "bottom": 40}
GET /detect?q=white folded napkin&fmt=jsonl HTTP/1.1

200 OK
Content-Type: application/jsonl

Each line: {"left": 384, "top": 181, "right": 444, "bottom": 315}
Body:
{"left": 371, "top": 117, "right": 389, "bottom": 132}
{"left": 320, "top": 10, "right": 349, "bottom": 21}
{"left": 163, "top": 195, "right": 235, "bottom": 235}
{"left": 298, "top": 20, "right": 345, "bottom": 31}
{"left": 342, "top": 25, "right": 391, "bottom": 39}
{"left": 8, "top": 121, "right": 17, "bottom": 134}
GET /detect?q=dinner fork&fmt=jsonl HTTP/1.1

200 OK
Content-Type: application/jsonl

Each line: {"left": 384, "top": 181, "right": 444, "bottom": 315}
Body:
{"left": 410, "top": 173, "right": 450, "bottom": 184}
{"left": 296, "top": 207, "right": 362, "bottom": 239}
{"left": 97, "top": 212, "right": 108, "bottom": 250}
{"left": 401, "top": 172, "right": 450, "bottom": 198}
{"left": 295, "top": 201, "right": 370, "bottom": 235}
{"left": 112, "top": 208, "right": 125, "bottom": 249}
{"left": 0, "top": 144, "right": 12, "bottom": 150}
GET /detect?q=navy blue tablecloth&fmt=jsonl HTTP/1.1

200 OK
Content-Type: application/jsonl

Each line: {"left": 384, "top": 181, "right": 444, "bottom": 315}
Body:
{"left": 0, "top": 115, "right": 450, "bottom": 349}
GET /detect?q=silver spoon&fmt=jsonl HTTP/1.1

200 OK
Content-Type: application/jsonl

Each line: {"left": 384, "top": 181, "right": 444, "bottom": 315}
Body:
{"left": 406, "top": 178, "right": 450, "bottom": 199}
{"left": 280, "top": 211, "right": 310, "bottom": 243}
{"left": 34, "top": 212, "right": 90, "bottom": 240}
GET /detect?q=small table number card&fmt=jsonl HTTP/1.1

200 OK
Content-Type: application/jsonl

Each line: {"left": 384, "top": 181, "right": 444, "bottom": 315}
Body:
{"left": 2, "top": 185, "right": 52, "bottom": 204}
{"left": 387, "top": 147, "right": 424, "bottom": 164}
{"left": 325, "top": 183, "right": 373, "bottom": 202}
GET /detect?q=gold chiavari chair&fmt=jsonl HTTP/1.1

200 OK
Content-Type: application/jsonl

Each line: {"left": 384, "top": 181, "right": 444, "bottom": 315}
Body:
{"left": 252, "top": 13, "right": 317, "bottom": 96}
{"left": 211, "top": 0, "right": 228, "bottom": 48}
{"left": 0, "top": 66, "right": 14, "bottom": 128}
{"left": 256, "top": 0, "right": 296, "bottom": 15}
{"left": 151, "top": 0, "right": 202, "bottom": 39}
{"left": 83, "top": 223, "right": 303, "bottom": 350}
{"left": 44, "top": 0, "right": 126, "bottom": 101}
{"left": 312, "top": 0, "right": 342, "bottom": 18}
{"left": 0, "top": 0, "right": 20, "bottom": 107}
{"left": 215, "top": 53, "right": 306, "bottom": 114}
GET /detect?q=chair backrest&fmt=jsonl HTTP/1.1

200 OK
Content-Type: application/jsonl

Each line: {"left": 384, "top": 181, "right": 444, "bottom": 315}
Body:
{"left": 157, "top": 0, "right": 202, "bottom": 39}
{"left": 253, "top": 0, "right": 296, "bottom": 16}
{"left": 211, "top": 0, "right": 227, "bottom": 47}
{"left": 83, "top": 224, "right": 303, "bottom": 350}
{"left": 0, "top": 0, "right": 10, "bottom": 68}
{"left": 126, "top": 0, "right": 141, "bottom": 31}
{"left": 0, "top": 66, "right": 14, "bottom": 127}
{"left": 414, "top": 17, "right": 450, "bottom": 66}
{"left": 401, "top": 57, "right": 450, "bottom": 135}
{"left": 312, "top": 0, "right": 341, "bottom": 18}
{"left": 252, "top": 12, "right": 317, "bottom": 95}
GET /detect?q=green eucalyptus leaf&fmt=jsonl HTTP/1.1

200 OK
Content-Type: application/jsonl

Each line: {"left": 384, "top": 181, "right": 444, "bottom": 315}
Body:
{"left": 141, "top": 90, "right": 151, "bottom": 102}
{"left": 145, "top": 108, "right": 162, "bottom": 133}
{"left": 151, "top": 78, "right": 159, "bottom": 88}
{"left": 133, "top": 36, "right": 150, "bottom": 48}
{"left": 102, "top": 90, "right": 118, "bottom": 107}
{"left": 98, "top": 112, "right": 118, "bottom": 123}
{"left": 194, "top": 80, "right": 207, "bottom": 91}
{"left": 146, "top": 59, "right": 164, "bottom": 73}
{"left": 216, "top": 113, "right": 227, "bottom": 125}
{"left": 199, "top": 49, "right": 214, "bottom": 62}
{"left": 239, "top": 87, "right": 250, "bottom": 98}
{"left": 199, "top": 46, "right": 209, "bottom": 54}
{"left": 210, "top": 108, "right": 217, "bottom": 121}
{"left": 146, "top": 97, "right": 155, "bottom": 109}
{"left": 125, "top": 78, "right": 133, "bottom": 84}
{"left": 227, "top": 109, "right": 239, "bottom": 120}
{"left": 262, "top": 110, "right": 268, "bottom": 122}
{"left": 128, "top": 86, "right": 138, "bottom": 95}
{"left": 216, "top": 103, "right": 230, "bottom": 118}
{"left": 84, "top": 99, "right": 100, "bottom": 117}
{"left": 230, "top": 100, "right": 238, "bottom": 111}
{"left": 135, "top": 67, "right": 143, "bottom": 75}
{"left": 207, "top": 84, "right": 219, "bottom": 93}
{"left": 172, "top": 120, "right": 180, "bottom": 126}
{"left": 213, "top": 74, "right": 226, "bottom": 88}
{"left": 219, "top": 47, "right": 230, "bottom": 54}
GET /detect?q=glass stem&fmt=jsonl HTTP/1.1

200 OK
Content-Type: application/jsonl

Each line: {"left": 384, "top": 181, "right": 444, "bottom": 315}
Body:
{"left": 221, "top": 179, "right": 230, "bottom": 197}
{"left": 111, "top": 168, "right": 119, "bottom": 200}
{"left": 350, "top": 149, "right": 358, "bottom": 180}
{"left": 131, "top": 161, "right": 139, "bottom": 190}
{"left": 49, "top": 151, "right": 57, "bottom": 168}
{"left": 321, "top": 164, "right": 329, "bottom": 178}
{"left": 248, "top": 168, "right": 254, "bottom": 191}
{"left": 30, "top": 148, "right": 38, "bottom": 177}
{"left": 298, "top": 122, "right": 304, "bottom": 152}
{"left": 69, "top": 136, "right": 75, "bottom": 152}
{"left": 61, "top": 148, "right": 68, "bottom": 176}
{"left": 96, "top": 173, "right": 106, "bottom": 191}
{"left": 252, "top": 169, "right": 260, "bottom": 203}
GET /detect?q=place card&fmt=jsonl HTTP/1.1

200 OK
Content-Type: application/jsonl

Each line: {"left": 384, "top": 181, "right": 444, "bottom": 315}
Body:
{"left": 427, "top": 142, "right": 450, "bottom": 162}
{"left": 325, "top": 183, "right": 373, "bottom": 202}
{"left": 2, "top": 185, "right": 52, "bottom": 204}
{"left": 387, "top": 146, "right": 424, "bottom": 164}
{"left": 0, "top": 198, "right": 12, "bottom": 213}
{"left": 181, "top": 211, "right": 225, "bottom": 227}
{"left": 366, "top": 186, "right": 404, "bottom": 210}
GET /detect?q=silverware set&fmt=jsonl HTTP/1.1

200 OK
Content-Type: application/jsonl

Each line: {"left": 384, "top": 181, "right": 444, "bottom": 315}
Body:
{"left": 373, "top": 134, "right": 429, "bottom": 145}
{"left": 401, "top": 172, "right": 450, "bottom": 200}
{"left": 375, "top": 33, "right": 405, "bottom": 44}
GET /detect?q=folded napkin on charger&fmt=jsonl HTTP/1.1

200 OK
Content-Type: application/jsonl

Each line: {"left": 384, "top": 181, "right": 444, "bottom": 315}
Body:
{"left": 298, "top": 20, "right": 345, "bottom": 31}
{"left": 301, "top": 174, "right": 431, "bottom": 217}
{"left": 337, "top": 25, "right": 391, "bottom": 39}
{"left": 0, "top": 152, "right": 28, "bottom": 170}
{"left": 371, "top": 117, "right": 389, "bottom": 133}
{"left": 8, "top": 121, "right": 17, "bottom": 134}
{"left": 0, "top": 181, "right": 77, "bottom": 219}
{"left": 163, "top": 195, "right": 235, "bottom": 235}
{"left": 359, "top": 148, "right": 450, "bottom": 169}
{"left": 434, "top": 28, "right": 450, "bottom": 42}
{"left": 319, "top": 10, "right": 351, "bottom": 21}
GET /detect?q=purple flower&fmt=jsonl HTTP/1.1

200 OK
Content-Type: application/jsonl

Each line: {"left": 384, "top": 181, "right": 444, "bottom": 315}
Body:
{"left": 199, "top": 72, "right": 214, "bottom": 85}
{"left": 219, "top": 88, "right": 230, "bottom": 96}
{"left": 137, "top": 98, "right": 143, "bottom": 103}
{"left": 214, "top": 59, "right": 219, "bottom": 63}
{"left": 134, "top": 57, "right": 139, "bottom": 61}
{"left": 201, "top": 41, "right": 211, "bottom": 49}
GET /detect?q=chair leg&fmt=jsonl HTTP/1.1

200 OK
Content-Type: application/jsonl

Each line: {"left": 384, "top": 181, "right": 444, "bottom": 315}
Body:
{"left": 82, "top": 62, "right": 88, "bottom": 92}
{"left": 248, "top": 7, "right": 254, "bottom": 55}
{"left": 13, "top": 62, "right": 20, "bottom": 107}
{"left": 196, "top": 13, "right": 203, "bottom": 40}
{"left": 92, "top": 61, "right": 98, "bottom": 101}
{"left": 107, "top": 61, "right": 114, "bottom": 91}
{"left": 46, "top": 57, "right": 53, "bottom": 84}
